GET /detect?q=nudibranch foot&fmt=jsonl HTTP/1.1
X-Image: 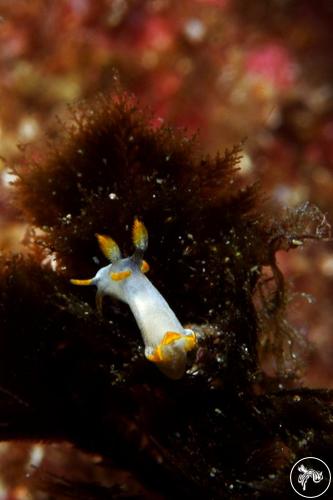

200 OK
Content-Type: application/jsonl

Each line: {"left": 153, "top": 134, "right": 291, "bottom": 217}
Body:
{"left": 71, "top": 218, "right": 197, "bottom": 379}
{"left": 145, "top": 330, "right": 197, "bottom": 364}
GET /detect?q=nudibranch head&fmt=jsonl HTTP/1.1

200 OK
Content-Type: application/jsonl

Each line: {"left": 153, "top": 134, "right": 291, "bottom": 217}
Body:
{"left": 70, "top": 218, "right": 149, "bottom": 304}
{"left": 70, "top": 218, "right": 197, "bottom": 379}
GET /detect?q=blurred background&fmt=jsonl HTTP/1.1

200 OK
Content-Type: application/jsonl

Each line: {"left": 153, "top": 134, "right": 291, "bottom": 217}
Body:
{"left": 0, "top": 0, "right": 332, "bottom": 498}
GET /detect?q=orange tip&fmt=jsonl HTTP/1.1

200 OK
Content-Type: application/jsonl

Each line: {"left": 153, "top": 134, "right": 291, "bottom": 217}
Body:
{"left": 70, "top": 278, "right": 93, "bottom": 286}
{"left": 140, "top": 260, "right": 150, "bottom": 273}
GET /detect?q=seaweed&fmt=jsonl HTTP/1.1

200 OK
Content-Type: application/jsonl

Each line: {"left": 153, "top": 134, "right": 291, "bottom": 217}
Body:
{"left": 0, "top": 91, "right": 332, "bottom": 499}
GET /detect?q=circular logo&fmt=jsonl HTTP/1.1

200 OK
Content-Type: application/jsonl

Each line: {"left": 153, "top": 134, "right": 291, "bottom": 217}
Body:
{"left": 290, "top": 457, "right": 331, "bottom": 498}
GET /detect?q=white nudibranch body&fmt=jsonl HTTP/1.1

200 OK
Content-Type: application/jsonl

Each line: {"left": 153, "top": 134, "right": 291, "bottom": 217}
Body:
{"left": 71, "top": 219, "right": 197, "bottom": 379}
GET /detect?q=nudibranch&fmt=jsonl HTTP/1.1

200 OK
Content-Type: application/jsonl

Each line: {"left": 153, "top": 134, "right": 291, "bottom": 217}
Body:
{"left": 70, "top": 219, "right": 197, "bottom": 379}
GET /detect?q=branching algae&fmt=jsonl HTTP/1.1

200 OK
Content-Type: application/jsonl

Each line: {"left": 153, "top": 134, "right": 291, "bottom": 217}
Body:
{"left": 71, "top": 218, "right": 196, "bottom": 379}
{"left": 1, "top": 91, "right": 332, "bottom": 499}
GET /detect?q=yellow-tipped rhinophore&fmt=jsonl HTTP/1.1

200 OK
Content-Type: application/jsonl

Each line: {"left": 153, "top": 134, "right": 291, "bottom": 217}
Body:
{"left": 132, "top": 218, "right": 148, "bottom": 252}
{"left": 96, "top": 234, "right": 121, "bottom": 262}
{"left": 70, "top": 278, "right": 94, "bottom": 286}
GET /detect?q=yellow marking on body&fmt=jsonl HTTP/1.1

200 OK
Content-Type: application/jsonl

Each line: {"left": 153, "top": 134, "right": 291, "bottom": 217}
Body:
{"left": 133, "top": 218, "right": 148, "bottom": 250}
{"left": 147, "top": 331, "right": 197, "bottom": 366}
{"left": 96, "top": 234, "right": 121, "bottom": 262}
{"left": 140, "top": 260, "right": 150, "bottom": 273}
{"left": 110, "top": 270, "right": 132, "bottom": 281}
{"left": 146, "top": 354, "right": 154, "bottom": 362}
{"left": 146, "top": 345, "right": 163, "bottom": 363}
{"left": 70, "top": 278, "right": 93, "bottom": 286}
{"left": 162, "top": 331, "right": 182, "bottom": 345}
